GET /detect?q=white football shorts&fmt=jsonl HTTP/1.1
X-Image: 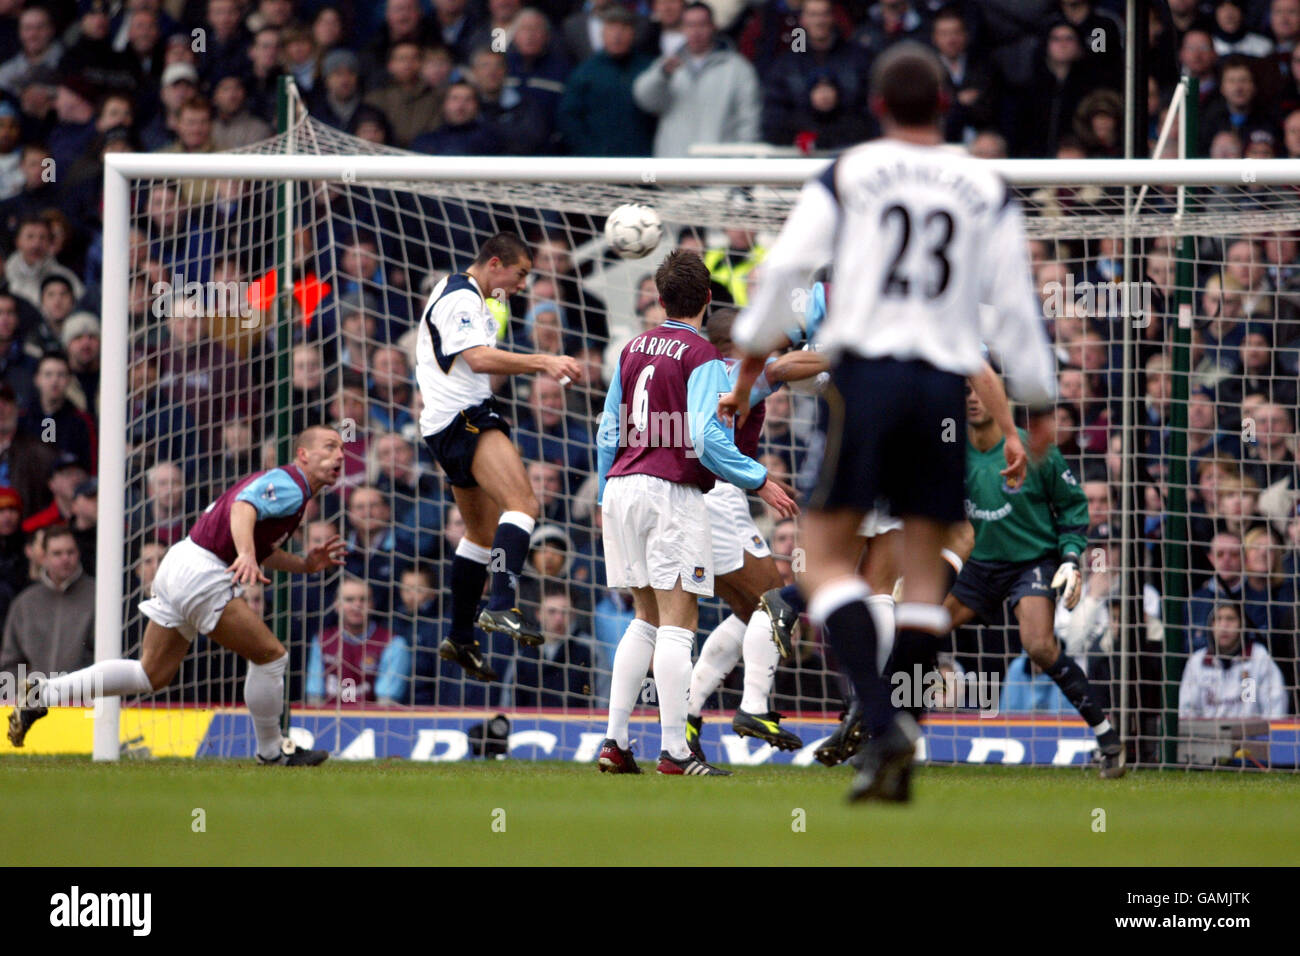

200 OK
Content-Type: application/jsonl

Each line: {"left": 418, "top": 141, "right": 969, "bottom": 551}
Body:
{"left": 139, "top": 537, "right": 243, "bottom": 642}
{"left": 858, "top": 508, "right": 904, "bottom": 539}
{"left": 602, "top": 473, "right": 713, "bottom": 596}
{"left": 705, "top": 481, "right": 771, "bottom": 575}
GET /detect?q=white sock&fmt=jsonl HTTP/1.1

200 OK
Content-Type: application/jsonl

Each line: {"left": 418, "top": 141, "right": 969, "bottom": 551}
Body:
{"left": 654, "top": 625, "right": 696, "bottom": 760}
{"left": 245, "top": 654, "right": 288, "bottom": 761}
{"left": 895, "top": 602, "right": 952, "bottom": 634}
{"left": 739, "top": 610, "right": 778, "bottom": 714}
{"left": 605, "top": 618, "right": 656, "bottom": 749}
{"left": 688, "top": 613, "right": 745, "bottom": 717}
{"left": 40, "top": 659, "right": 153, "bottom": 706}
{"left": 867, "top": 594, "right": 896, "bottom": 673}
{"left": 499, "top": 510, "right": 536, "bottom": 535}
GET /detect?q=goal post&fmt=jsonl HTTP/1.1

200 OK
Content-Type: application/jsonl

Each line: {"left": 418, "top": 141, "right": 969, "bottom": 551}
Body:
{"left": 95, "top": 122, "right": 1300, "bottom": 767}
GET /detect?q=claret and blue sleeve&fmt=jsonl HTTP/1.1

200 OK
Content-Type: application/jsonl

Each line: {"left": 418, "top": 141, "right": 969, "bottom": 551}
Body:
{"left": 686, "top": 359, "right": 766, "bottom": 490}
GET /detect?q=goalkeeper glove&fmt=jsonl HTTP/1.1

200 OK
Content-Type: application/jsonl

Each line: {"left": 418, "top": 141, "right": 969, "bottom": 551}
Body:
{"left": 1051, "top": 556, "right": 1082, "bottom": 610}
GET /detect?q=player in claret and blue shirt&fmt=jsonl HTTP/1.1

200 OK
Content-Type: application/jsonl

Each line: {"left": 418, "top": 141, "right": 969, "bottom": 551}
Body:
{"left": 8, "top": 426, "right": 349, "bottom": 764}
{"left": 595, "top": 249, "right": 797, "bottom": 776}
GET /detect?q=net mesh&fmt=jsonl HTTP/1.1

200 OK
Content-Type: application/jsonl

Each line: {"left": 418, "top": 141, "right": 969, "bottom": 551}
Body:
{"left": 114, "top": 97, "right": 1300, "bottom": 769}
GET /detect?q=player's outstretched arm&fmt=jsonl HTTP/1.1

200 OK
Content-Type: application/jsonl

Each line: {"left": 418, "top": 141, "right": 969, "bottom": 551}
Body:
{"left": 765, "top": 349, "right": 829, "bottom": 385}
{"left": 979, "top": 195, "right": 1057, "bottom": 408}
{"left": 718, "top": 353, "right": 767, "bottom": 427}
{"left": 1025, "top": 410, "right": 1055, "bottom": 460}
{"left": 731, "top": 174, "right": 838, "bottom": 357}
{"left": 692, "top": 360, "right": 799, "bottom": 518}
{"left": 264, "top": 534, "right": 348, "bottom": 575}
{"left": 1045, "top": 447, "right": 1089, "bottom": 609}
{"left": 461, "top": 345, "right": 582, "bottom": 383}
{"left": 968, "top": 361, "right": 1027, "bottom": 487}
{"left": 755, "top": 475, "right": 799, "bottom": 519}
{"left": 595, "top": 363, "right": 625, "bottom": 505}
{"left": 228, "top": 501, "right": 270, "bottom": 586}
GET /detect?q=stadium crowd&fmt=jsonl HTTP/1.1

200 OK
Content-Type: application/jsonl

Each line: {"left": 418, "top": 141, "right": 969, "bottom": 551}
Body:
{"left": 0, "top": 0, "right": 1296, "bottom": 736}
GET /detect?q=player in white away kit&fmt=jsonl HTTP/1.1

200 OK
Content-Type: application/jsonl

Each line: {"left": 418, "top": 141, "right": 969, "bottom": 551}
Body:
{"left": 595, "top": 250, "right": 797, "bottom": 775}
{"left": 416, "top": 232, "right": 582, "bottom": 682}
{"left": 755, "top": 275, "right": 1029, "bottom": 767}
{"left": 725, "top": 44, "right": 1057, "bottom": 801}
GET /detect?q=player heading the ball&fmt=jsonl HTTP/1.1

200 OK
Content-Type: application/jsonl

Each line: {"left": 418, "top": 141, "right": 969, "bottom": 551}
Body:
{"left": 8, "top": 426, "right": 350, "bottom": 764}
{"left": 416, "top": 231, "right": 582, "bottom": 682}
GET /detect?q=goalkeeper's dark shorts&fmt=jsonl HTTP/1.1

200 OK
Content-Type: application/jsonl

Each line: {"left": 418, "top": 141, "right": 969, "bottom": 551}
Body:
{"left": 807, "top": 356, "right": 966, "bottom": 523}
{"left": 949, "top": 557, "right": 1058, "bottom": 624}
{"left": 423, "top": 397, "right": 512, "bottom": 488}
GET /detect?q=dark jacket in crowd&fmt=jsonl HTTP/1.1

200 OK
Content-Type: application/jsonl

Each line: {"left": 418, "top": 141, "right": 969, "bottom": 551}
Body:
{"left": 558, "top": 49, "right": 656, "bottom": 156}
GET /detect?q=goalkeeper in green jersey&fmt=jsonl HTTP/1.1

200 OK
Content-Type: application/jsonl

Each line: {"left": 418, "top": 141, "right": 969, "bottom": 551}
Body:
{"left": 943, "top": 382, "right": 1126, "bottom": 778}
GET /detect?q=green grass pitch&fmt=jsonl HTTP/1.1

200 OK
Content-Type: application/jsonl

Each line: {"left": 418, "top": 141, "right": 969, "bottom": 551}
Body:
{"left": 4, "top": 757, "right": 1298, "bottom": 866}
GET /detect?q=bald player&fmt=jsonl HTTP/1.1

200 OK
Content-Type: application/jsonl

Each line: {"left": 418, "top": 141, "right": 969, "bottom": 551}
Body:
{"left": 8, "top": 426, "right": 349, "bottom": 765}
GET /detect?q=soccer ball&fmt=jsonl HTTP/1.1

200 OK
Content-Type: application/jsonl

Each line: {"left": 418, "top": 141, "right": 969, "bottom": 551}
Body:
{"left": 604, "top": 203, "right": 663, "bottom": 259}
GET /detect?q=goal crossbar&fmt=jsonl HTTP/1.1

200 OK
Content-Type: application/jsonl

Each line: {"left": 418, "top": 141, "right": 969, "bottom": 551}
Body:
{"left": 105, "top": 154, "right": 1300, "bottom": 186}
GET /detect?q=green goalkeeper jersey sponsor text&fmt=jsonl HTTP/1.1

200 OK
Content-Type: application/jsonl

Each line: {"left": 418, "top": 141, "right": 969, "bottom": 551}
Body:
{"left": 964, "top": 429, "right": 1090, "bottom": 564}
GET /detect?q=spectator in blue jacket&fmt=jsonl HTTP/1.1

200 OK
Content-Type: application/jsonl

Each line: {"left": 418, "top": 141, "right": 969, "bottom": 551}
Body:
{"left": 506, "top": 9, "right": 572, "bottom": 131}
{"left": 765, "top": 68, "right": 871, "bottom": 151}
{"left": 516, "top": 373, "right": 593, "bottom": 488}
{"left": 852, "top": 0, "right": 928, "bottom": 58}
{"left": 469, "top": 47, "right": 554, "bottom": 154}
{"left": 47, "top": 76, "right": 99, "bottom": 176}
{"left": 558, "top": 6, "right": 656, "bottom": 155}
{"left": 398, "top": 565, "right": 462, "bottom": 706}
{"left": 308, "top": 48, "right": 365, "bottom": 133}
{"left": 1242, "top": 524, "right": 1298, "bottom": 704}
{"left": 501, "top": 587, "right": 595, "bottom": 709}
{"left": 343, "top": 484, "right": 417, "bottom": 615}
{"left": 368, "top": 347, "right": 416, "bottom": 434}
{"left": 1188, "top": 531, "right": 1246, "bottom": 651}
{"left": 1001, "top": 651, "right": 1076, "bottom": 714}
{"left": 591, "top": 583, "right": 634, "bottom": 704}
{"left": 370, "top": 430, "right": 446, "bottom": 557}
{"left": 199, "top": 0, "right": 254, "bottom": 84}
{"left": 411, "top": 80, "right": 503, "bottom": 154}
{"left": 760, "top": 0, "right": 868, "bottom": 145}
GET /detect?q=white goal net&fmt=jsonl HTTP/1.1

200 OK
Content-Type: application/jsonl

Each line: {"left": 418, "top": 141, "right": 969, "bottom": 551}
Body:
{"left": 96, "top": 91, "right": 1300, "bottom": 771}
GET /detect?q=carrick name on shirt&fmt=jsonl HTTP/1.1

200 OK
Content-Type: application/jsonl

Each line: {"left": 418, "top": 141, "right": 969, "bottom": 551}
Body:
{"left": 628, "top": 335, "right": 690, "bottom": 360}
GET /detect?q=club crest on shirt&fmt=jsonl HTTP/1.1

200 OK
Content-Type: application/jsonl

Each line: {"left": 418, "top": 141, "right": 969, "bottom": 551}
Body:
{"left": 751, "top": 534, "right": 763, "bottom": 547}
{"left": 692, "top": 566, "right": 706, "bottom": 581}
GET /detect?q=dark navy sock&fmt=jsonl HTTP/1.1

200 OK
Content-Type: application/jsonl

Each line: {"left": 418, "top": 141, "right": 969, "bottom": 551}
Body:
{"left": 487, "top": 520, "right": 532, "bottom": 611}
{"left": 780, "top": 582, "right": 807, "bottom": 615}
{"left": 888, "top": 628, "right": 940, "bottom": 722}
{"left": 821, "top": 599, "right": 893, "bottom": 738}
{"left": 1045, "top": 650, "right": 1106, "bottom": 727}
{"left": 449, "top": 554, "right": 489, "bottom": 644}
